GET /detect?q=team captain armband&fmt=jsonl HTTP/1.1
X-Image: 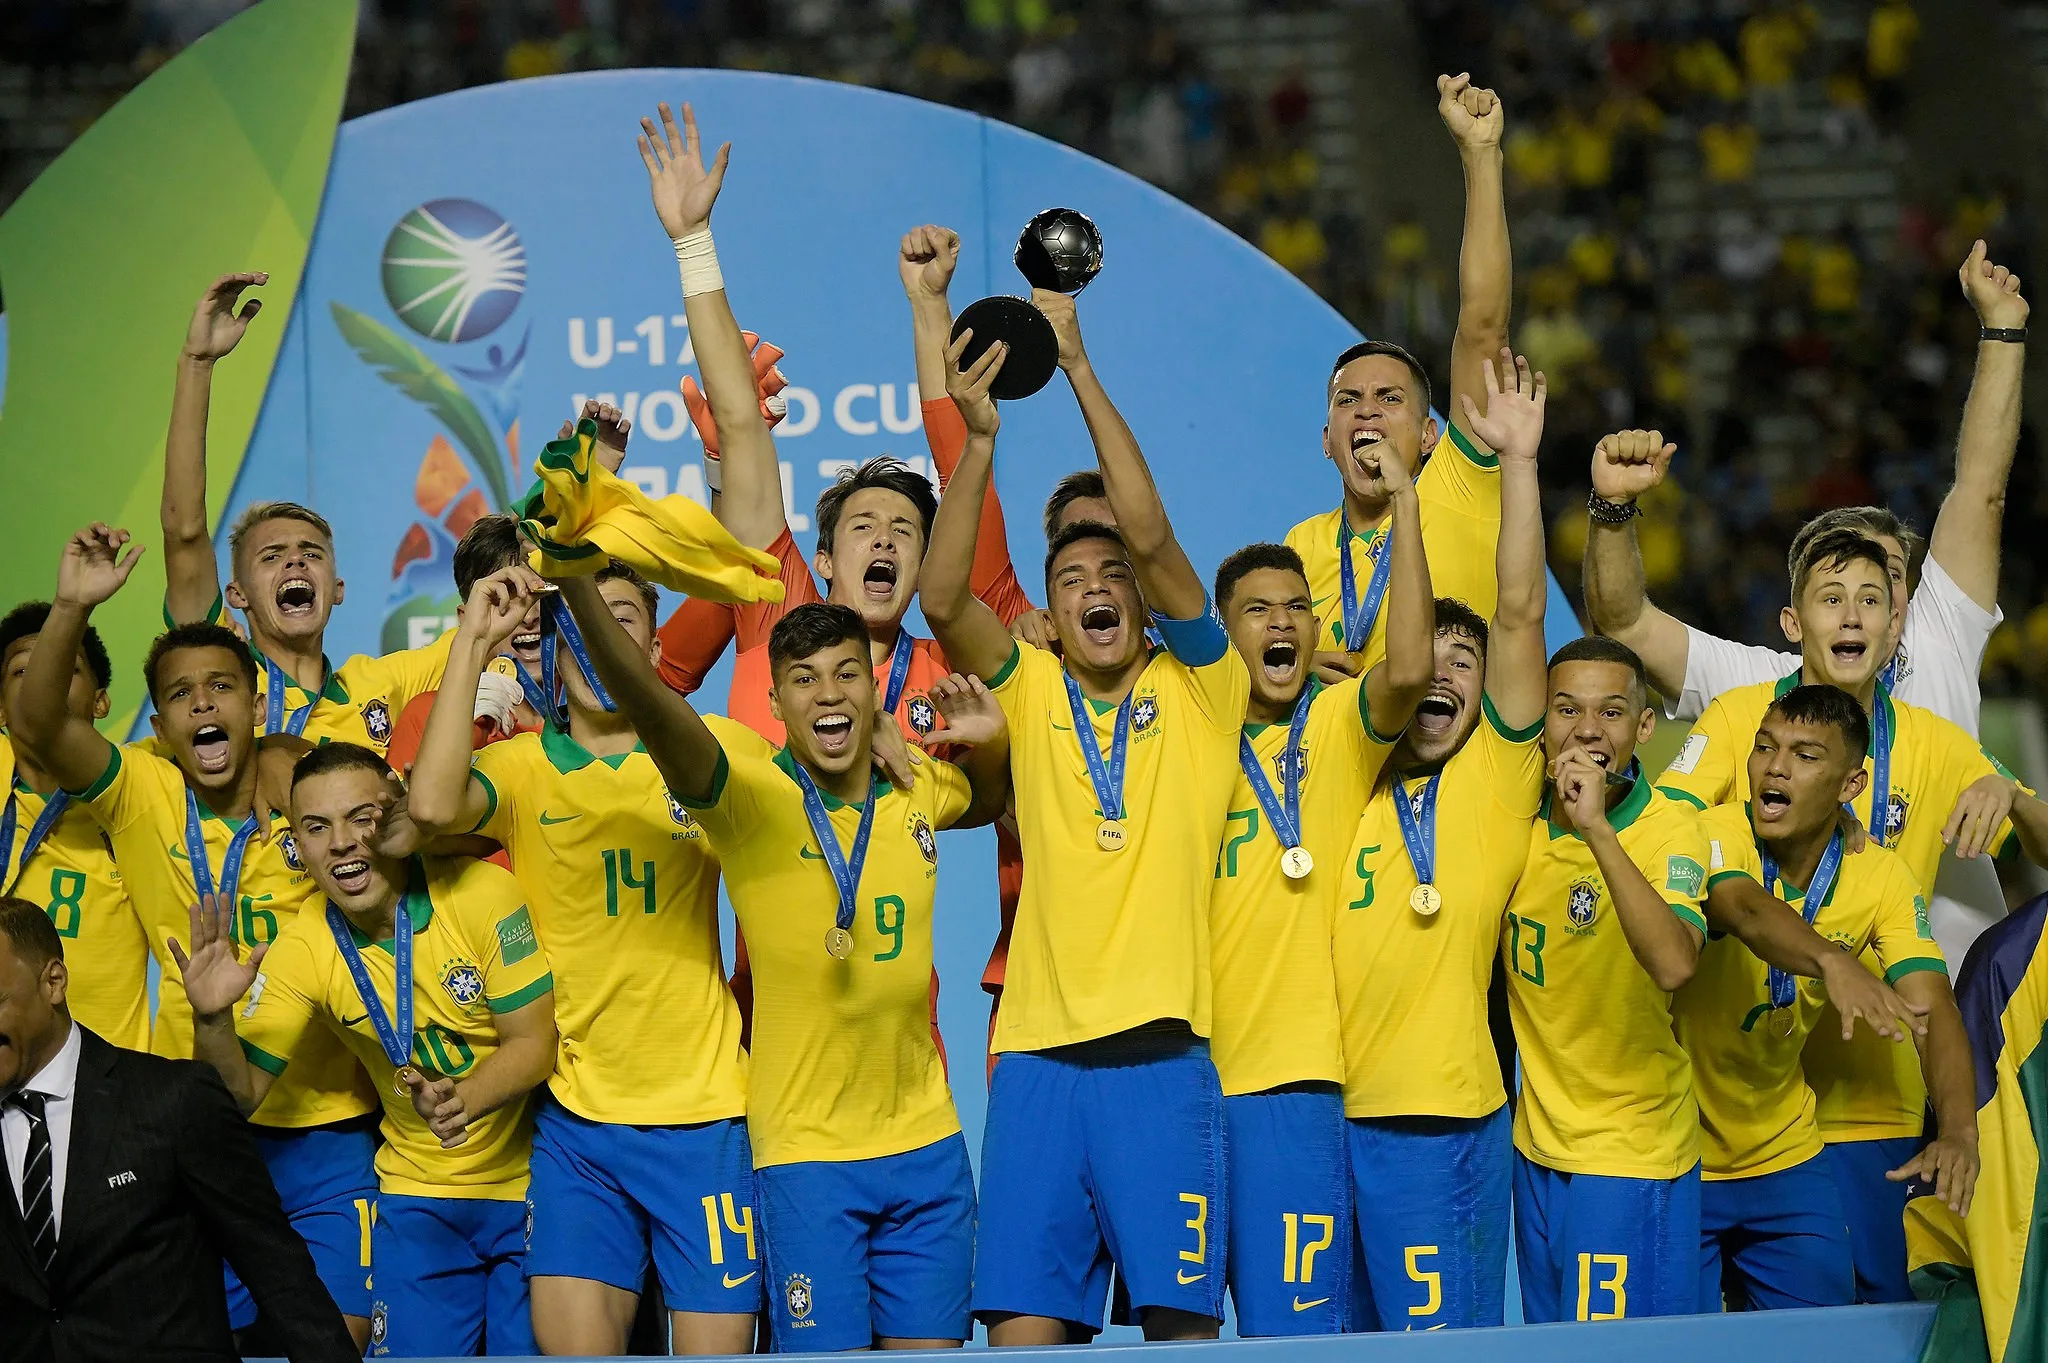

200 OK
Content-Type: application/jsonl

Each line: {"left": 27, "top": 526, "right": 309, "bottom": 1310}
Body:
{"left": 1149, "top": 598, "right": 1229, "bottom": 666}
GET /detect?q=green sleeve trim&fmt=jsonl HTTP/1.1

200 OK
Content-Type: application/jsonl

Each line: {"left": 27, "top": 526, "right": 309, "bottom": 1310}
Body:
{"left": 677, "top": 748, "right": 729, "bottom": 811}
{"left": 1481, "top": 693, "right": 1543, "bottom": 743}
{"left": 1884, "top": 957, "right": 1947, "bottom": 985}
{"left": 488, "top": 971, "right": 554, "bottom": 1014}
{"left": 1707, "top": 869, "right": 1757, "bottom": 889}
{"left": 241, "top": 1039, "right": 290, "bottom": 1076}
{"left": 466, "top": 770, "right": 499, "bottom": 836}
{"left": 1358, "top": 668, "right": 1403, "bottom": 745}
{"left": 986, "top": 641, "right": 1024, "bottom": 690}
{"left": 74, "top": 744, "right": 123, "bottom": 801}
{"left": 163, "top": 587, "right": 227, "bottom": 630}
{"left": 1669, "top": 903, "right": 1709, "bottom": 935}
{"left": 1445, "top": 421, "right": 1500, "bottom": 469}
{"left": 1658, "top": 785, "right": 1707, "bottom": 811}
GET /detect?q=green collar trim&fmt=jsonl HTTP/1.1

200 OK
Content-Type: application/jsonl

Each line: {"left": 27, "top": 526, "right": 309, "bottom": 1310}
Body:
{"left": 539, "top": 719, "right": 645, "bottom": 773}
{"left": 1544, "top": 762, "right": 1652, "bottom": 838}
{"left": 1243, "top": 679, "right": 1322, "bottom": 738}
{"left": 773, "top": 747, "right": 889, "bottom": 810}
{"left": 1775, "top": 670, "right": 1894, "bottom": 758}
{"left": 344, "top": 858, "right": 435, "bottom": 951}
{"left": 249, "top": 643, "right": 348, "bottom": 705}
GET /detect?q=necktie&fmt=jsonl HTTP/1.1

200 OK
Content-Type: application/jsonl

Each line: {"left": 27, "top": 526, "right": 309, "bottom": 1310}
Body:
{"left": 10, "top": 1090, "right": 56, "bottom": 1273}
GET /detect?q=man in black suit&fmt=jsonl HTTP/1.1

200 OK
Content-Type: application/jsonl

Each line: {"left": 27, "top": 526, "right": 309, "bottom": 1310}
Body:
{"left": 0, "top": 896, "right": 360, "bottom": 1363}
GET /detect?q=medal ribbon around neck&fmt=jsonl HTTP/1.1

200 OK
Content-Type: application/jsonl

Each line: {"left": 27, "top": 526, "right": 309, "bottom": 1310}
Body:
{"left": 1760, "top": 827, "right": 1845, "bottom": 1011}
{"left": 521, "top": 593, "right": 618, "bottom": 730}
{"left": 263, "top": 655, "right": 315, "bottom": 738}
{"left": 182, "top": 789, "right": 262, "bottom": 916}
{"left": 0, "top": 788, "right": 70, "bottom": 896}
{"left": 1063, "top": 670, "right": 1134, "bottom": 827}
{"left": 1392, "top": 770, "right": 1443, "bottom": 908}
{"left": 791, "top": 759, "right": 881, "bottom": 957}
{"left": 1337, "top": 514, "right": 1394, "bottom": 652}
{"left": 1237, "top": 684, "right": 1315, "bottom": 870}
{"left": 1865, "top": 684, "right": 1894, "bottom": 847}
{"left": 325, "top": 883, "right": 417, "bottom": 1087}
{"left": 881, "top": 631, "right": 915, "bottom": 716}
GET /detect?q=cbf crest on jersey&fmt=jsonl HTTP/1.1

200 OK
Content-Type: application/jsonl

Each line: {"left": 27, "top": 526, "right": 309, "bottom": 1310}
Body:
{"left": 784, "top": 1273, "right": 815, "bottom": 1323}
{"left": 907, "top": 694, "right": 937, "bottom": 738}
{"left": 1131, "top": 694, "right": 1160, "bottom": 733}
{"left": 1270, "top": 742, "right": 1308, "bottom": 786}
{"left": 279, "top": 831, "right": 303, "bottom": 871}
{"left": 666, "top": 790, "right": 690, "bottom": 826}
{"left": 362, "top": 698, "right": 394, "bottom": 746}
{"left": 911, "top": 812, "right": 938, "bottom": 866}
{"left": 440, "top": 958, "right": 486, "bottom": 1008}
{"left": 1566, "top": 879, "right": 1600, "bottom": 933}
{"left": 1881, "top": 792, "right": 1909, "bottom": 843}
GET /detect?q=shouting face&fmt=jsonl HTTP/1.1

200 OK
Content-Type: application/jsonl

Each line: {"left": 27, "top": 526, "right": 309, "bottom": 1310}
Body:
{"left": 818, "top": 486, "right": 927, "bottom": 635}
{"left": 227, "top": 516, "right": 342, "bottom": 648}
{"left": 148, "top": 645, "right": 258, "bottom": 796}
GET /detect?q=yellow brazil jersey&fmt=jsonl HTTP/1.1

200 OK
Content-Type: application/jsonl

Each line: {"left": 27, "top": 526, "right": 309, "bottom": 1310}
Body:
{"left": 1658, "top": 674, "right": 2018, "bottom": 1139}
{"left": 191, "top": 590, "right": 453, "bottom": 754}
{"left": 1337, "top": 697, "right": 1545, "bottom": 1119}
{"left": 1505, "top": 778, "right": 1710, "bottom": 1180}
{"left": 238, "top": 856, "right": 554, "bottom": 1199}
{"left": 1676, "top": 803, "right": 1944, "bottom": 1181}
{"left": 1282, "top": 424, "right": 1500, "bottom": 670}
{"left": 468, "top": 717, "right": 767, "bottom": 1126}
{"left": 1, "top": 735, "right": 150, "bottom": 1051}
{"left": 1210, "top": 676, "right": 1395, "bottom": 1096}
{"left": 70, "top": 743, "right": 375, "bottom": 1128}
{"left": 682, "top": 743, "right": 973, "bottom": 1168}
{"left": 988, "top": 638, "right": 1250, "bottom": 1053}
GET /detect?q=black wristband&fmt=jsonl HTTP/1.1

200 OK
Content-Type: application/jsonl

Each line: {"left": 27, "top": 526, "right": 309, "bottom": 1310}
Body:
{"left": 1587, "top": 492, "right": 1641, "bottom": 525}
{"left": 1981, "top": 326, "right": 2028, "bottom": 344}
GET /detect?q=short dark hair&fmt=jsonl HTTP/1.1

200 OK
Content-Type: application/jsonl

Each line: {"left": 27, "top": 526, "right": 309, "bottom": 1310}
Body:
{"left": 814, "top": 457, "right": 939, "bottom": 557}
{"left": 227, "top": 501, "right": 334, "bottom": 567}
{"left": 1790, "top": 527, "right": 1893, "bottom": 599}
{"left": 1548, "top": 634, "right": 1651, "bottom": 707}
{"left": 1767, "top": 684, "right": 1871, "bottom": 758}
{"left": 0, "top": 895, "right": 63, "bottom": 970}
{"left": 290, "top": 741, "right": 398, "bottom": 796}
{"left": 1788, "top": 507, "right": 1923, "bottom": 584}
{"left": 453, "top": 514, "right": 525, "bottom": 601}
{"left": 1214, "top": 543, "right": 1308, "bottom": 614}
{"left": 1043, "top": 470, "right": 1108, "bottom": 541}
{"left": 592, "top": 561, "right": 660, "bottom": 621}
{"left": 1434, "top": 597, "right": 1490, "bottom": 652}
{"left": 0, "top": 601, "right": 112, "bottom": 690}
{"left": 143, "top": 623, "right": 257, "bottom": 705}
{"left": 1328, "top": 339, "right": 1433, "bottom": 412}
{"left": 1043, "top": 520, "right": 1128, "bottom": 591}
{"left": 768, "top": 602, "right": 869, "bottom": 676}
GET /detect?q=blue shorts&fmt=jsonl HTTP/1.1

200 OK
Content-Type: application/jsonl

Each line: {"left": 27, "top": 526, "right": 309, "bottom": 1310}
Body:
{"left": 1512, "top": 1152, "right": 1701, "bottom": 1323}
{"left": 1822, "top": 1136, "right": 1919, "bottom": 1303}
{"left": 1223, "top": 1085, "right": 1349, "bottom": 1336}
{"left": 1350, "top": 1106, "right": 1511, "bottom": 1331}
{"left": 225, "top": 1119, "right": 377, "bottom": 1329}
{"left": 526, "top": 1095, "right": 762, "bottom": 1313}
{"left": 369, "top": 1193, "right": 533, "bottom": 1357}
{"left": 974, "top": 1027, "right": 1227, "bottom": 1333}
{"left": 755, "top": 1133, "right": 975, "bottom": 1351}
{"left": 1700, "top": 1155, "right": 1853, "bottom": 1311}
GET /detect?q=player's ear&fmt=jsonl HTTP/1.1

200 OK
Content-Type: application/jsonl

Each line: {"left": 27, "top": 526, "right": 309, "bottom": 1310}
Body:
{"left": 812, "top": 550, "right": 835, "bottom": 585}
{"left": 1635, "top": 706, "right": 1657, "bottom": 747}
{"left": 768, "top": 685, "right": 784, "bottom": 724}
{"left": 646, "top": 632, "right": 664, "bottom": 669}
{"left": 1419, "top": 414, "right": 1441, "bottom": 456}
{"left": 150, "top": 709, "right": 167, "bottom": 742}
{"left": 223, "top": 580, "right": 249, "bottom": 612}
{"left": 1779, "top": 605, "right": 1803, "bottom": 646}
{"left": 332, "top": 577, "right": 346, "bottom": 607}
{"left": 92, "top": 688, "right": 111, "bottom": 722}
{"left": 1839, "top": 765, "right": 1869, "bottom": 806}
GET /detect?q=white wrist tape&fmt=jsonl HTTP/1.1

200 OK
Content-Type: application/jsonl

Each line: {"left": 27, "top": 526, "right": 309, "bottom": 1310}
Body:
{"left": 703, "top": 454, "right": 723, "bottom": 493}
{"left": 673, "top": 228, "right": 724, "bottom": 298}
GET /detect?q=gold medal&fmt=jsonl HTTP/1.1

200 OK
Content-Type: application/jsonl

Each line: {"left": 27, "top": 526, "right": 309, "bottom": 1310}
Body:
{"left": 1280, "top": 846, "right": 1314, "bottom": 879}
{"left": 393, "top": 1064, "right": 421, "bottom": 1099}
{"left": 1096, "top": 818, "right": 1127, "bottom": 852}
{"left": 1772, "top": 1006, "right": 1798, "bottom": 1040}
{"left": 1409, "top": 883, "right": 1442, "bottom": 916}
{"left": 825, "top": 926, "right": 855, "bottom": 959}
{"left": 486, "top": 655, "right": 521, "bottom": 680}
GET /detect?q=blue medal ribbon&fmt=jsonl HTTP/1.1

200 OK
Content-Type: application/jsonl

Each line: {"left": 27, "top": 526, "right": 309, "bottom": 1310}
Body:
{"left": 790, "top": 761, "right": 881, "bottom": 935}
{"left": 1866, "top": 686, "right": 1894, "bottom": 847}
{"left": 0, "top": 788, "right": 71, "bottom": 895}
{"left": 1063, "top": 671, "right": 1134, "bottom": 824}
{"left": 1878, "top": 653, "right": 1899, "bottom": 692}
{"left": 882, "top": 631, "right": 915, "bottom": 716}
{"left": 325, "top": 885, "right": 416, "bottom": 1075}
{"left": 1391, "top": 770, "right": 1442, "bottom": 888}
{"left": 531, "top": 594, "right": 618, "bottom": 729}
{"left": 1761, "top": 828, "right": 1845, "bottom": 1011}
{"left": 1237, "top": 685, "right": 1314, "bottom": 853}
{"left": 263, "top": 656, "right": 315, "bottom": 738}
{"left": 1337, "top": 514, "right": 1394, "bottom": 652}
{"left": 182, "top": 789, "right": 263, "bottom": 915}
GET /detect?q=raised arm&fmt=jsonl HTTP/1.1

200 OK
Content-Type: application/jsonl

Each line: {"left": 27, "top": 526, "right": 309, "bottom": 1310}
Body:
{"left": 1581, "top": 430, "right": 1690, "bottom": 698}
{"left": 162, "top": 273, "right": 267, "bottom": 626}
{"left": 641, "top": 101, "right": 782, "bottom": 549}
{"left": 903, "top": 224, "right": 960, "bottom": 410}
{"left": 1035, "top": 290, "right": 1205, "bottom": 620}
{"left": 556, "top": 572, "right": 727, "bottom": 802}
{"left": 926, "top": 672, "right": 1011, "bottom": 828}
{"left": 1438, "top": 75, "right": 1511, "bottom": 429}
{"left": 1462, "top": 352, "right": 1549, "bottom": 729}
{"left": 1362, "top": 413, "right": 1434, "bottom": 737}
{"left": 920, "top": 333, "right": 1022, "bottom": 681}
{"left": 17, "top": 526, "right": 136, "bottom": 790}
{"left": 408, "top": 567, "right": 539, "bottom": 837}
{"left": 172, "top": 892, "right": 278, "bottom": 1115}
{"left": 1929, "top": 240, "right": 2028, "bottom": 612}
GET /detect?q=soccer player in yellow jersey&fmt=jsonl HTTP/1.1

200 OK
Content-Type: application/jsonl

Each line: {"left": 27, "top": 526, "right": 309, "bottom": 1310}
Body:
{"left": 0, "top": 603, "right": 150, "bottom": 1051}
{"left": 158, "top": 273, "right": 450, "bottom": 755}
{"left": 175, "top": 744, "right": 557, "bottom": 1357}
{"left": 558, "top": 579, "right": 1009, "bottom": 1351}
{"left": 1678, "top": 685, "right": 1978, "bottom": 1311}
{"left": 1283, "top": 75, "right": 1509, "bottom": 679}
{"left": 1504, "top": 635, "right": 1710, "bottom": 1322}
{"left": 409, "top": 560, "right": 764, "bottom": 1357}
{"left": 13, "top": 525, "right": 381, "bottom": 1347}
{"left": 922, "top": 285, "right": 1246, "bottom": 1345}
{"left": 1336, "top": 352, "right": 1551, "bottom": 1330}
{"left": 1654, "top": 526, "right": 2048, "bottom": 1301}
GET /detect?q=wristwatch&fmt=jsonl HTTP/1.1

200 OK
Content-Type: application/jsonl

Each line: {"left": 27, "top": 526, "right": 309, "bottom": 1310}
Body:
{"left": 1981, "top": 326, "right": 2028, "bottom": 344}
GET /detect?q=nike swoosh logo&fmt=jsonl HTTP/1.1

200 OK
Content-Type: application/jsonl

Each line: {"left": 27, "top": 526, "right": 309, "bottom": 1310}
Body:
{"left": 1176, "top": 1270, "right": 1206, "bottom": 1285}
{"left": 799, "top": 846, "right": 825, "bottom": 860}
{"left": 1292, "top": 1297, "right": 1330, "bottom": 1312}
{"left": 1050, "top": 720, "right": 1072, "bottom": 732}
{"left": 722, "top": 1271, "right": 757, "bottom": 1288}
{"left": 538, "top": 811, "right": 579, "bottom": 825}
{"left": 340, "top": 1013, "right": 369, "bottom": 1027}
